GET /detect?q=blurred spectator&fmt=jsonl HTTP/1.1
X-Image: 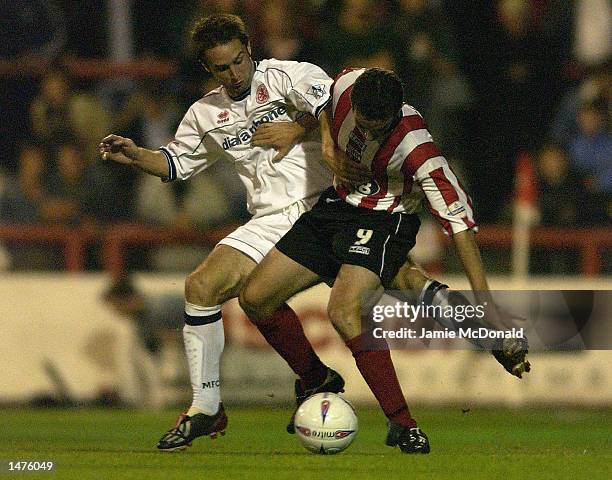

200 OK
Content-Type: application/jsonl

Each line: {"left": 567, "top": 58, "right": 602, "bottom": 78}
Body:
{"left": 550, "top": 65, "right": 610, "bottom": 145}
{"left": 103, "top": 275, "right": 183, "bottom": 356}
{"left": 532, "top": 143, "right": 589, "bottom": 274}
{"left": 0, "top": 1, "right": 67, "bottom": 171}
{"left": 0, "top": 141, "right": 119, "bottom": 270}
{"left": 491, "top": 0, "right": 550, "bottom": 152}
{"left": 251, "top": 0, "right": 310, "bottom": 61}
{"left": 30, "top": 69, "right": 111, "bottom": 160}
{"left": 102, "top": 276, "right": 187, "bottom": 392}
{"left": 29, "top": 69, "right": 74, "bottom": 142}
{"left": 539, "top": 1, "right": 610, "bottom": 94}
{"left": 132, "top": 0, "right": 196, "bottom": 59}
{"left": 391, "top": 0, "right": 472, "bottom": 162}
{"left": 568, "top": 100, "right": 611, "bottom": 223}
{"left": 0, "top": 143, "right": 62, "bottom": 269}
{"left": 43, "top": 140, "right": 91, "bottom": 226}
{"left": 0, "top": 0, "right": 66, "bottom": 62}
{"left": 113, "top": 81, "right": 180, "bottom": 149}
{"left": 392, "top": 0, "right": 460, "bottom": 113}
{"left": 0, "top": 143, "right": 46, "bottom": 224}
{"left": 137, "top": 163, "right": 245, "bottom": 230}
{"left": 307, "top": 0, "right": 398, "bottom": 76}
{"left": 536, "top": 143, "right": 587, "bottom": 227}
{"left": 8, "top": 136, "right": 128, "bottom": 230}
{"left": 83, "top": 159, "right": 139, "bottom": 224}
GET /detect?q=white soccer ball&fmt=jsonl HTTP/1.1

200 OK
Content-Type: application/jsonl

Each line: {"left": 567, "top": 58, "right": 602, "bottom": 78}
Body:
{"left": 294, "top": 392, "right": 358, "bottom": 454}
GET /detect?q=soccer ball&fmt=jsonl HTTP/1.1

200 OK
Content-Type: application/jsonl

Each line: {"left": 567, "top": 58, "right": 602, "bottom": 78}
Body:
{"left": 294, "top": 392, "right": 358, "bottom": 454}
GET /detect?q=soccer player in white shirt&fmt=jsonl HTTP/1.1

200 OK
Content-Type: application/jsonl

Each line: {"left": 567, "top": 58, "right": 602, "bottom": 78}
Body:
{"left": 99, "top": 14, "right": 364, "bottom": 451}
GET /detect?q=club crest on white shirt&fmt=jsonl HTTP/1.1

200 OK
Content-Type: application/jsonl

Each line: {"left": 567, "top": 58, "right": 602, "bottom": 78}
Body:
{"left": 256, "top": 83, "right": 270, "bottom": 104}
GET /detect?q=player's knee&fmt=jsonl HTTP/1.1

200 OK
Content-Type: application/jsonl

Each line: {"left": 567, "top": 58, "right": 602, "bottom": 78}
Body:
{"left": 392, "top": 261, "right": 429, "bottom": 291}
{"left": 238, "top": 283, "right": 273, "bottom": 324}
{"left": 185, "top": 269, "right": 232, "bottom": 305}
{"left": 185, "top": 271, "right": 210, "bottom": 303}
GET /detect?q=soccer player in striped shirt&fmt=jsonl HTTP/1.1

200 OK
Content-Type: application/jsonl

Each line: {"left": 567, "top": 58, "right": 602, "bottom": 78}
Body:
{"left": 240, "top": 68, "right": 530, "bottom": 454}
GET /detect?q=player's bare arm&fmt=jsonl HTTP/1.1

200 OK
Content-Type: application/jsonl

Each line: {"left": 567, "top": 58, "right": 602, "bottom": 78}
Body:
{"left": 99, "top": 134, "right": 169, "bottom": 179}
{"left": 452, "top": 229, "right": 513, "bottom": 331}
{"left": 250, "top": 113, "right": 322, "bottom": 162}
{"left": 318, "top": 109, "right": 369, "bottom": 184}
{"left": 250, "top": 119, "right": 307, "bottom": 162}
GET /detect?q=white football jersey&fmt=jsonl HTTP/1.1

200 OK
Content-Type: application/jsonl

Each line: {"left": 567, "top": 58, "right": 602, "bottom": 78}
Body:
{"left": 160, "top": 59, "right": 333, "bottom": 218}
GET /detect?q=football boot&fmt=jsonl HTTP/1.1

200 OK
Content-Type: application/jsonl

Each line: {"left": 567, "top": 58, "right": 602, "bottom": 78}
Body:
{"left": 157, "top": 403, "right": 227, "bottom": 451}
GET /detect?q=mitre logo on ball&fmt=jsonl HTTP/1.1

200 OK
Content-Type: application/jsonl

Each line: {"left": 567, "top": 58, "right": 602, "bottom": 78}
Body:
{"left": 294, "top": 392, "right": 358, "bottom": 454}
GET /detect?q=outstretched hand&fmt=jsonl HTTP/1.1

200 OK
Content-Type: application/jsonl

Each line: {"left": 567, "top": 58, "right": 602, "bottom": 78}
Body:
{"left": 251, "top": 122, "right": 304, "bottom": 162}
{"left": 99, "top": 134, "right": 138, "bottom": 165}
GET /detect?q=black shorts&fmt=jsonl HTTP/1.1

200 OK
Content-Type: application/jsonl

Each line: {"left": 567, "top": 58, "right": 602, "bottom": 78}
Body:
{"left": 276, "top": 187, "right": 420, "bottom": 287}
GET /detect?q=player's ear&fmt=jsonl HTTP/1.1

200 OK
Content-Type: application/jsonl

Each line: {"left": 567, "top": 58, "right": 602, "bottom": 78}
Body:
{"left": 246, "top": 42, "right": 252, "bottom": 58}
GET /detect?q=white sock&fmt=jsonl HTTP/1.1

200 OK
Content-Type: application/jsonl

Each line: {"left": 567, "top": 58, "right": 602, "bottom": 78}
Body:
{"left": 183, "top": 302, "right": 225, "bottom": 416}
{"left": 419, "top": 280, "right": 456, "bottom": 329}
{"left": 419, "top": 281, "right": 495, "bottom": 348}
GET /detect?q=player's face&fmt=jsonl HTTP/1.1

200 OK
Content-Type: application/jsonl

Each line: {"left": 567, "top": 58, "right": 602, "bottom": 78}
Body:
{"left": 202, "top": 39, "right": 254, "bottom": 98}
{"left": 353, "top": 110, "right": 396, "bottom": 141}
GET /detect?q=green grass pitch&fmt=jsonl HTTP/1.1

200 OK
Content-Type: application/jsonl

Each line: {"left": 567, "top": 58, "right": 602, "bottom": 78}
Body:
{"left": 0, "top": 407, "right": 610, "bottom": 479}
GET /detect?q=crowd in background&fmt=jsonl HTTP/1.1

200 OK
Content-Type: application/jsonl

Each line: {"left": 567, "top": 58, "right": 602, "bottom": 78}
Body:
{"left": 0, "top": 0, "right": 609, "bottom": 273}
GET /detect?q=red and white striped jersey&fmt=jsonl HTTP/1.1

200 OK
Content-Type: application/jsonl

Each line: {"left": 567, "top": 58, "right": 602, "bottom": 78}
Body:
{"left": 330, "top": 68, "right": 476, "bottom": 235}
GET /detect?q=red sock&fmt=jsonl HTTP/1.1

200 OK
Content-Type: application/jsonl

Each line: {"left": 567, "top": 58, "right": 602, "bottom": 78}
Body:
{"left": 346, "top": 334, "right": 417, "bottom": 428}
{"left": 256, "top": 303, "right": 328, "bottom": 388}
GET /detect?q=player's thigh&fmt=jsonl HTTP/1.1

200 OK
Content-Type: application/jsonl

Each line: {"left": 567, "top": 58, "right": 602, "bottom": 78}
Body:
{"left": 187, "top": 207, "right": 304, "bottom": 305}
{"left": 240, "top": 246, "right": 321, "bottom": 319}
{"left": 185, "top": 244, "right": 257, "bottom": 305}
{"left": 328, "top": 264, "right": 384, "bottom": 340}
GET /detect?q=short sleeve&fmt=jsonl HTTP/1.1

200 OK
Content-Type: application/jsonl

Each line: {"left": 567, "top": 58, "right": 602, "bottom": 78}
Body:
{"left": 265, "top": 61, "right": 333, "bottom": 119}
{"left": 160, "top": 105, "right": 218, "bottom": 182}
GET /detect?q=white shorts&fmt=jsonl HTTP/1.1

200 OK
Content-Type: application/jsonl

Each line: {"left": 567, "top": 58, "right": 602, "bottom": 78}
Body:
{"left": 218, "top": 196, "right": 318, "bottom": 263}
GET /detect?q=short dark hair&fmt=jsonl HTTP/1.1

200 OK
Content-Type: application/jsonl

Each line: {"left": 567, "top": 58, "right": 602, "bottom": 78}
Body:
{"left": 350, "top": 68, "right": 404, "bottom": 121}
{"left": 191, "top": 14, "right": 249, "bottom": 63}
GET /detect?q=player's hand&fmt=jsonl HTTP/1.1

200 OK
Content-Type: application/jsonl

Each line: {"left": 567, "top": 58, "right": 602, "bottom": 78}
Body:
{"left": 251, "top": 122, "right": 303, "bottom": 162}
{"left": 322, "top": 144, "right": 370, "bottom": 184}
{"left": 99, "top": 134, "right": 139, "bottom": 165}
